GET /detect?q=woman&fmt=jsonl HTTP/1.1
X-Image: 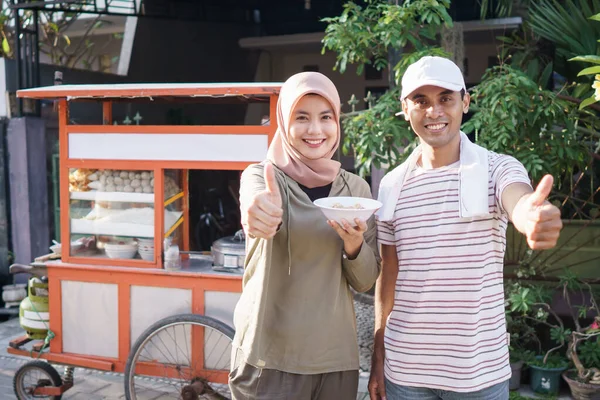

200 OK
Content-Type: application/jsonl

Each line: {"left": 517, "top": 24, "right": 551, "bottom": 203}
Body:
{"left": 229, "top": 71, "right": 380, "bottom": 399}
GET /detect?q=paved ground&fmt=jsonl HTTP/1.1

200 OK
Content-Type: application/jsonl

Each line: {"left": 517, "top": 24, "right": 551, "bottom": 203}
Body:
{"left": 0, "top": 310, "right": 371, "bottom": 400}
{"left": 0, "top": 317, "right": 128, "bottom": 399}
{"left": 0, "top": 302, "right": 573, "bottom": 399}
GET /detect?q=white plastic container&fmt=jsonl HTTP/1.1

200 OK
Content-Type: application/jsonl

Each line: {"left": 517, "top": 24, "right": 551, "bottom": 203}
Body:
{"left": 164, "top": 245, "right": 180, "bottom": 270}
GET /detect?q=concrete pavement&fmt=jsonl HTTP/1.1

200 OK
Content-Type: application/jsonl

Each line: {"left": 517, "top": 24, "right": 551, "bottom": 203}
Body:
{"left": 0, "top": 315, "right": 371, "bottom": 399}
{"left": 0, "top": 304, "right": 572, "bottom": 400}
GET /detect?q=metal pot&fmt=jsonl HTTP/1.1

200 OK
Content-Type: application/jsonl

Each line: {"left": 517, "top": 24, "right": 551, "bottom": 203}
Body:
{"left": 211, "top": 230, "right": 245, "bottom": 269}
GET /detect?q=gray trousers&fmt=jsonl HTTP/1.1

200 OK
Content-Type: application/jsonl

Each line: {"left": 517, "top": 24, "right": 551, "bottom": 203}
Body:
{"left": 229, "top": 349, "right": 359, "bottom": 400}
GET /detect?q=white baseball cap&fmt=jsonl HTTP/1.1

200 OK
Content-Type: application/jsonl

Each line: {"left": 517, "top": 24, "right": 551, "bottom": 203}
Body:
{"left": 399, "top": 56, "right": 466, "bottom": 101}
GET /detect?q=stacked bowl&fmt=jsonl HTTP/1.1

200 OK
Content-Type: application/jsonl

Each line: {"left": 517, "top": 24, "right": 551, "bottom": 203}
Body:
{"left": 137, "top": 238, "right": 154, "bottom": 261}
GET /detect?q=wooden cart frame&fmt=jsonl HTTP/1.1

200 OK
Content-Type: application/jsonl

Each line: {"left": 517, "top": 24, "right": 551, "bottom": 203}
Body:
{"left": 7, "top": 83, "right": 280, "bottom": 399}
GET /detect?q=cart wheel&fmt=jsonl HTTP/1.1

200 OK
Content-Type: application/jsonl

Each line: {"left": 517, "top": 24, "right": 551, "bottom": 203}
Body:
{"left": 125, "top": 314, "right": 234, "bottom": 400}
{"left": 13, "top": 360, "right": 63, "bottom": 400}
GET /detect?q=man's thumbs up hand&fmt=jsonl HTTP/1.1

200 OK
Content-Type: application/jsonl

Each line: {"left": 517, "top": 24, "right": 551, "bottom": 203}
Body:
{"left": 522, "top": 175, "right": 562, "bottom": 250}
{"left": 528, "top": 174, "right": 554, "bottom": 208}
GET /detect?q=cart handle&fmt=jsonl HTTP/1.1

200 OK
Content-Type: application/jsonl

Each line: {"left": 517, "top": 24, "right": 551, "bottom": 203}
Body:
{"left": 9, "top": 263, "right": 48, "bottom": 278}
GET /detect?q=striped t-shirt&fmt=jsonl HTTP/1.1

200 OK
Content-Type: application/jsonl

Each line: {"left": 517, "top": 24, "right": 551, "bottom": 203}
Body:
{"left": 377, "top": 152, "right": 531, "bottom": 392}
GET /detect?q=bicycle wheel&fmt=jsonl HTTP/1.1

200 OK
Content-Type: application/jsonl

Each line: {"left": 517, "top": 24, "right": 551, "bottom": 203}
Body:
{"left": 13, "top": 360, "right": 63, "bottom": 400}
{"left": 125, "top": 314, "right": 234, "bottom": 400}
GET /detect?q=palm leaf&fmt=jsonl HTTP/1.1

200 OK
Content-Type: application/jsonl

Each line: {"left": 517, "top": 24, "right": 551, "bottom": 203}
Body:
{"left": 529, "top": 0, "right": 600, "bottom": 80}
{"left": 530, "top": 0, "right": 600, "bottom": 54}
{"left": 479, "top": 0, "right": 523, "bottom": 18}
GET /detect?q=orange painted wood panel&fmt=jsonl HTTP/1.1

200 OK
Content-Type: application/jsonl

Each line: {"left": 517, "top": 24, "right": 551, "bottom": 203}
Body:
{"left": 6, "top": 347, "right": 115, "bottom": 371}
{"left": 41, "top": 263, "right": 239, "bottom": 374}
{"left": 102, "top": 102, "right": 112, "bottom": 125}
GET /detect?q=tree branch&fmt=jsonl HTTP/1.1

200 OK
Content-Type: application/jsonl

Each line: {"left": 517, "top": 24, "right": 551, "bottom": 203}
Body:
{"left": 524, "top": 315, "right": 557, "bottom": 331}
{"left": 583, "top": 281, "right": 600, "bottom": 316}
{"left": 63, "top": 14, "right": 103, "bottom": 64}
{"left": 564, "top": 282, "right": 582, "bottom": 332}
{"left": 558, "top": 94, "right": 600, "bottom": 113}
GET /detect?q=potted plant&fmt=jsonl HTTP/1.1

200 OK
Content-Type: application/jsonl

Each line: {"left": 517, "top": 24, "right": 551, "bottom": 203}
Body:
{"left": 507, "top": 278, "right": 569, "bottom": 394}
{"left": 505, "top": 282, "right": 539, "bottom": 391}
{"left": 563, "top": 330, "right": 600, "bottom": 400}
{"left": 560, "top": 280, "right": 600, "bottom": 399}
{"left": 528, "top": 353, "right": 570, "bottom": 395}
{"left": 508, "top": 344, "right": 535, "bottom": 391}
{"left": 509, "top": 270, "right": 600, "bottom": 398}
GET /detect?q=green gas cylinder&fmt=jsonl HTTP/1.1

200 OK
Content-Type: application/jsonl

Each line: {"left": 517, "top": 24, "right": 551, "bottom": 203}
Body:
{"left": 19, "top": 277, "right": 49, "bottom": 340}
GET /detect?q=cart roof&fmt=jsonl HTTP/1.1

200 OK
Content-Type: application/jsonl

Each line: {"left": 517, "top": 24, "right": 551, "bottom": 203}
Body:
{"left": 17, "top": 82, "right": 283, "bottom": 100}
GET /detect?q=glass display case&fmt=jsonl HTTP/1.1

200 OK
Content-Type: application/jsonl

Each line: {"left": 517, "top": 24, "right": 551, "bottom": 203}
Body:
{"left": 67, "top": 167, "right": 183, "bottom": 264}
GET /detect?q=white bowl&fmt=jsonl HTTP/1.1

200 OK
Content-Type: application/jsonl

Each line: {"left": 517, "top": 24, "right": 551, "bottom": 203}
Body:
{"left": 313, "top": 197, "right": 382, "bottom": 226}
{"left": 105, "top": 242, "right": 138, "bottom": 259}
{"left": 137, "top": 238, "right": 154, "bottom": 246}
{"left": 138, "top": 249, "right": 154, "bottom": 261}
{"left": 49, "top": 241, "right": 84, "bottom": 255}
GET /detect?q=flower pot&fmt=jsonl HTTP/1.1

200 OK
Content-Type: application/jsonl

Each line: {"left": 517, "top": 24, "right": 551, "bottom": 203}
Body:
{"left": 563, "top": 370, "right": 600, "bottom": 400}
{"left": 510, "top": 360, "right": 524, "bottom": 390}
{"left": 529, "top": 360, "right": 568, "bottom": 395}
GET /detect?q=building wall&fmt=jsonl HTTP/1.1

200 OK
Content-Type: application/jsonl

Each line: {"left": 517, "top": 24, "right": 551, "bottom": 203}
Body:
{"left": 125, "top": 18, "right": 260, "bottom": 127}
{"left": 464, "top": 41, "right": 506, "bottom": 86}
{"left": 128, "top": 19, "right": 258, "bottom": 84}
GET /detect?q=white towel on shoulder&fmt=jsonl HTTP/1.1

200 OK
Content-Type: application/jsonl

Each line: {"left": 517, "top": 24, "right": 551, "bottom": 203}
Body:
{"left": 376, "top": 131, "right": 490, "bottom": 222}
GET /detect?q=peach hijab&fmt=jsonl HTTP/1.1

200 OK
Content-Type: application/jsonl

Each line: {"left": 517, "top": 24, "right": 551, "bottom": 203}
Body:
{"left": 266, "top": 72, "right": 341, "bottom": 188}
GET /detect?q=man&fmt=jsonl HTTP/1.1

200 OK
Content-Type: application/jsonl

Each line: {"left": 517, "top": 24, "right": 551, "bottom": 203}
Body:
{"left": 368, "top": 56, "right": 562, "bottom": 400}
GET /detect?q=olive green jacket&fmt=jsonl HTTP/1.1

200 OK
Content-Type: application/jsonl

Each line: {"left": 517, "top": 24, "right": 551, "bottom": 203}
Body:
{"left": 232, "top": 163, "right": 380, "bottom": 374}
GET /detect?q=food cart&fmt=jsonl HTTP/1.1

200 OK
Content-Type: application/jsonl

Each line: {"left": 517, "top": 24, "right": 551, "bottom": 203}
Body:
{"left": 6, "top": 82, "right": 280, "bottom": 399}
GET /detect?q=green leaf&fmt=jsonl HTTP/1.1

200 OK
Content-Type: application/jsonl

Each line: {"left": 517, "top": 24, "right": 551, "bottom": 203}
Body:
{"left": 355, "top": 63, "right": 364, "bottom": 77}
{"left": 577, "top": 66, "right": 600, "bottom": 76}
{"left": 539, "top": 62, "right": 553, "bottom": 87}
{"left": 570, "top": 55, "right": 600, "bottom": 65}
{"left": 496, "top": 36, "right": 513, "bottom": 44}
{"left": 62, "top": 34, "right": 71, "bottom": 46}
{"left": 579, "top": 95, "right": 598, "bottom": 110}
{"left": 340, "top": 54, "right": 348, "bottom": 74}
{"left": 573, "top": 83, "right": 592, "bottom": 98}
{"left": 2, "top": 37, "right": 9, "bottom": 54}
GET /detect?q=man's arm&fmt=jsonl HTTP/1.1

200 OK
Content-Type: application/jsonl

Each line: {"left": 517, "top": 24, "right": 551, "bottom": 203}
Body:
{"left": 502, "top": 175, "right": 562, "bottom": 250}
{"left": 374, "top": 244, "right": 398, "bottom": 349}
{"left": 369, "top": 244, "right": 398, "bottom": 399}
{"left": 501, "top": 182, "right": 533, "bottom": 232}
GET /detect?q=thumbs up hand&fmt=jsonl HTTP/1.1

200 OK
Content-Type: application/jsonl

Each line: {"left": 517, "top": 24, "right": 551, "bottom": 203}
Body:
{"left": 521, "top": 175, "right": 562, "bottom": 250}
{"left": 242, "top": 163, "right": 284, "bottom": 239}
{"left": 264, "top": 162, "right": 282, "bottom": 210}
